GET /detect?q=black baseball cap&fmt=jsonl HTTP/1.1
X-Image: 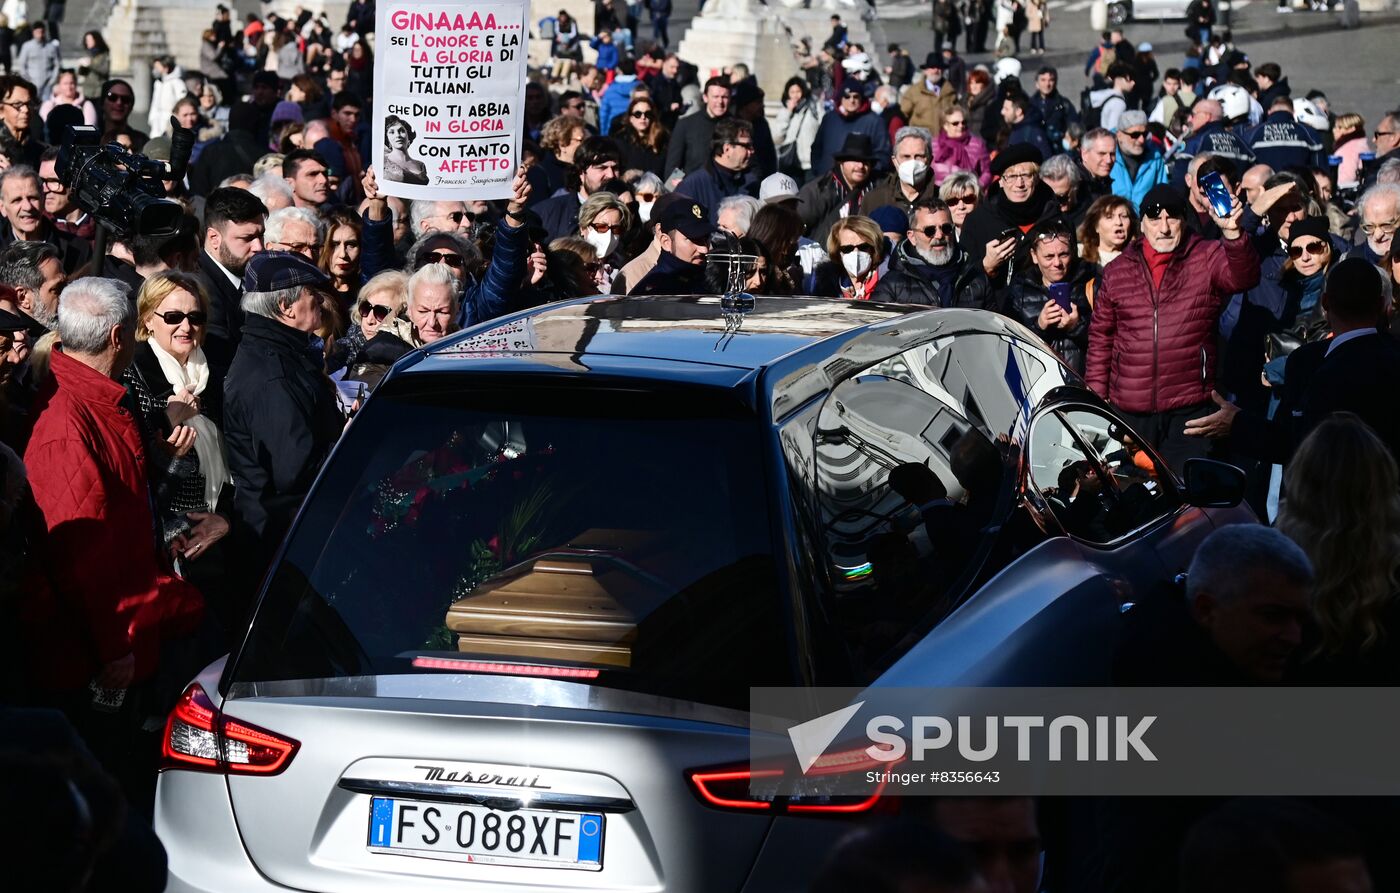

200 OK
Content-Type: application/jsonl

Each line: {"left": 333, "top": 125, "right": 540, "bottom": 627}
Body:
{"left": 657, "top": 197, "right": 715, "bottom": 242}
{"left": 242, "top": 250, "right": 331, "bottom": 293}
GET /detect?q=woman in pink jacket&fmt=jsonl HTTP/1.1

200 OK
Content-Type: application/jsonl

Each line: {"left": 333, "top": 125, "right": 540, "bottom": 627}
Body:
{"left": 1331, "top": 113, "right": 1370, "bottom": 190}
{"left": 931, "top": 105, "right": 992, "bottom": 189}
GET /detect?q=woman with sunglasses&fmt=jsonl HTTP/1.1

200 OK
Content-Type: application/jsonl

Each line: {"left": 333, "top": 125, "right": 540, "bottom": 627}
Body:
{"left": 549, "top": 236, "right": 607, "bottom": 297}
{"left": 1255, "top": 217, "right": 1337, "bottom": 386}
{"left": 813, "top": 215, "right": 888, "bottom": 300}
{"left": 610, "top": 94, "right": 667, "bottom": 176}
{"left": 121, "top": 272, "right": 239, "bottom": 631}
{"left": 578, "top": 191, "right": 631, "bottom": 291}
{"left": 995, "top": 217, "right": 1094, "bottom": 373}
{"left": 932, "top": 105, "right": 992, "bottom": 188}
{"left": 329, "top": 270, "right": 414, "bottom": 382}
{"left": 938, "top": 171, "right": 982, "bottom": 241}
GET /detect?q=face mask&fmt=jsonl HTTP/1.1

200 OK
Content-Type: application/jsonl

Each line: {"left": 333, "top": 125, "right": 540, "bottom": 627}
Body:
{"left": 585, "top": 229, "right": 618, "bottom": 259}
{"left": 1062, "top": 137, "right": 1074, "bottom": 151}
{"left": 842, "top": 248, "right": 873, "bottom": 278}
{"left": 898, "top": 159, "right": 929, "bottom": 186}
{"left": 871, "top": 101, "right": 885, "bottom": 114}
{"left": 638, "top": 200, "right": 654, "bottom": 223}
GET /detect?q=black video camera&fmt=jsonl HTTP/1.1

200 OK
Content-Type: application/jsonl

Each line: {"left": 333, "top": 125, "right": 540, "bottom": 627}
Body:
{"left": 54, "top": 120, "right": 194, "bottom": 238}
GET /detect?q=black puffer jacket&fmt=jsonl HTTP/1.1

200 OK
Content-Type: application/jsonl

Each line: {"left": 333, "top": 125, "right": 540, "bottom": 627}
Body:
{"left": 993, "top": 261, "right": 1098, "bottom": 374}
{"left": 870, "top": 239, "right": 985, "bottom": 307}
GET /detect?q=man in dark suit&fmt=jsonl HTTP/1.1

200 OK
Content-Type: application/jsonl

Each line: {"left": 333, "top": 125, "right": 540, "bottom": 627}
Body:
{"left": 194, "top": 187, "right": 267, "bottom": 372}
{"left": 1186, "top": 258, "right": 1400, "bottom": 464}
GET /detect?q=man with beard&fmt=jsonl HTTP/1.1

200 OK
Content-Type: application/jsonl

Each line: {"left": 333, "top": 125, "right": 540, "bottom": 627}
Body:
{"left": 959, "top": 143, "right": 1059, "bottom": 280}
{"left": 872, "top": 199, "right": 981, "bottom": 306}
{"left": 194, "top": 187, "right": 267, "bottom": 370}
{"left": 630, "top": 197, "right": 715, "bottom": 295}
{"left": 0, "top": 240, "right": 64, "bottom": 333}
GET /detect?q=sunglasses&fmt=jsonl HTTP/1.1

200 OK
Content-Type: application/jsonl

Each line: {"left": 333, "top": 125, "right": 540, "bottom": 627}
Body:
{"left": 945, "top": 119, "right": 966, "bottom": 128}
{"left": 1141, "top": 203, "right": 1184, "bottom": 221}
{"left": 1120, "top": 130, "right": 1147, "bottom": 140}
{"left": 630, "top": 110, "right": 654, "bottom": 119}
{"left": 636, "top": 192, "right": 658, "bottom": 201}
{"left": 1035, "top": 228, "right": 1072, "bottom": 242}
{"left": 105, "top": 92, "right": 134, "bottom": 104}
{"left": 918, "top": 223, "right": 956, "bottom": 237}
{"left": 1287, "top": 240, "right": 1328, "bottom": 258}
{"left": 584, "top": 261, "right": 604, "bottom": 274}
{"left": 946, "top": 195, "right": 976, "bottom": 207}
{"left": 155, "top": 310, "right": 207, "bottom": 326}
{"left": 424, "top": 251, "right": 465, "bottom": 268}
{"left": 589, "top": 222, "right": 623, "bottom": 233}
{"left": 837, "top": 244, "right": 872, "bottom": 254}
{"left": 438, "top": 210, "right": 472, "bottom": 225}
{"left": 358, "top": 301, "right": 393, "bottom": 320}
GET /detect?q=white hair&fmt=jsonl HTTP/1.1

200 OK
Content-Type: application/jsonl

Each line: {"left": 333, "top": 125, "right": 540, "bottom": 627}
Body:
{"left": 1360, "top": 183, "right": 1400, "bottom": 220}
{"left": 409, "top": 200, "right": 445, "bottom": 237}
{"left": 218, "top": 173, "right": 254, "bottom": 189}
{"left": 1186, "top": 524, "right": 1312, "bottom": 605}
{"left": 1040, "top": 153, "right": 1083, "bottom": 186}
{"left": 242, "top": 285, "right": 305, "bottom": 320}
{"left": 265, "top": 205, "right": 327, "bottom": 247}
{"left": 1375, "top": 159, "right": 1400, "bottom": 187}
{"left": 408, "top": 262, "right": 460, "bottom": 308}
{"left": 717, "top": 195, "right": 762, "bottom": 234}
{"left": 248, "top": 172, "right": 294, "bottom": 206}
{"left": 56, "top": 277, "right": 133, "bottom": 354}
{"left": 893, "top": 125, "right": 934, "bottom": 156}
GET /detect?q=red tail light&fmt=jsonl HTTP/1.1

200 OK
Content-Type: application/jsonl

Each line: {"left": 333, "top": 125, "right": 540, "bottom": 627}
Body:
{"left": 162, "top": 683, "right": 300, "bottom": 776}
{"left": 687, "top": 747, "right": 904, "bottom": 816}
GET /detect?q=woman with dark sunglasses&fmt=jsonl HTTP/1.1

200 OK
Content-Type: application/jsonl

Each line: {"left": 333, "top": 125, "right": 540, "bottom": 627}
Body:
{"left": 121, "top": 271, "right": 244, "bottom": 636}
{"left": 609, "top": 93, "right": 668, "bottom": 176}
{"left": 328, "top": 269, "right": 414, "bottom": 383}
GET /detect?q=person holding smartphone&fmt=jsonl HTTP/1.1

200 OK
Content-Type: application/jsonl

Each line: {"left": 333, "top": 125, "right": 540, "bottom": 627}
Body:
{"left": 959, "top": 143, "right": 1060, "bottom": 281}
{"left": 995, "top": 217, "right": 1095, "bottom": 373}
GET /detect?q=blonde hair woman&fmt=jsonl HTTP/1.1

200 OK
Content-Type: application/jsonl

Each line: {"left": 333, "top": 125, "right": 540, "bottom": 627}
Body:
{"left": 817, "top": 215, "right": 888, "bottom": 300}
{"left": 1277, "top": 413, "right": 1400, "bottom": 681}
{"left": 577, "top": 192, "right": 631, "bottom": 288}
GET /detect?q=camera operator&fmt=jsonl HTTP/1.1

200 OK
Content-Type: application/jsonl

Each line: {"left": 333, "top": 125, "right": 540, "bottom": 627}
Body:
{"left": 0, "top": 75, "right": 44, "bottom": 171}
{"left": 0, "top": 165, "right": 90, "bottom": 274}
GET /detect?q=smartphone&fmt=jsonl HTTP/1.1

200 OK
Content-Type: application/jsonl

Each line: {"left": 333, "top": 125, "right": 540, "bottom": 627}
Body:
{"left": 995, "top": 227, "right": 1022, "bottom": 244}
{"left": 1048, "top": 282, "right": 1071, "bottom": 313}
{"left": 1199, "top": 170, "right": 1234, "bottom": 218}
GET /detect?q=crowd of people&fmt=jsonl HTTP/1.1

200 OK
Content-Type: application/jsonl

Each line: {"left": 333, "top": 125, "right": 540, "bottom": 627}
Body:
{"left": 0, "top": 0, "right": 1397, "bottom": 889}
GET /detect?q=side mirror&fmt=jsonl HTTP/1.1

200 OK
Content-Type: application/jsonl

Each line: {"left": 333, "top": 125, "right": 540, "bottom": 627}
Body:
{"left": 1180, "top": 458, "right": 1247, "bottom": 508}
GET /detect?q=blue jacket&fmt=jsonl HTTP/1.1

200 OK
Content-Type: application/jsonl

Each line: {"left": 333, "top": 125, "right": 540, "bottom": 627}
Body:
{"left": 533, "top": 190, "right": 583, "bottom": 241}
{"left": 1169, "top": 121, "right": 1255, "bottom": 188}
{"left": 1028, "top": 90, "right": 1078, "bottom": 146}
{"left": 676, "top": 163, "right": 757, "bottom": 222}
{"left": 598, "top": 75, "right": 639, "bottom": 133}
{"left": 359, "top": 211, "right": 528, "bottom": 329}
{"left": 1109, "top": 144, "right": 1169, "bottom": 210}
{"left": 1245, "top": 111, "right": 1325, "bottom": 173}
{"left": 808, "top": 107, "right": 892, "bottom": 178}
{"left": 590, "top": 37, "right": 619, "bottom": 71}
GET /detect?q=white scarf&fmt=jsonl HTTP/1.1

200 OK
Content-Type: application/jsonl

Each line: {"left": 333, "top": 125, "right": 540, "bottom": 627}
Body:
{"left": 148, "top": 340, "right": 230, "bottom": 510}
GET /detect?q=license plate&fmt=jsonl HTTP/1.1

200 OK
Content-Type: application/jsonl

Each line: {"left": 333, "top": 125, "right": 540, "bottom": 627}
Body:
{"left": 367, "top": 797, "right": 603, "bottom": 870}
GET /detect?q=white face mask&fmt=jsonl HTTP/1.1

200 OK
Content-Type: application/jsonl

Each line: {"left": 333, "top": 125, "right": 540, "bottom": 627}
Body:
{"left": 842, "top": 248, "right": 873, "bottom": 278}
{"left": 584, "top": 228, "right": 618, "bottom": 258}
{"left": 871, "top": 101, "right": 885, "bottom": 114}
{"left": 897, "top": 159, "right": 929, "bottom": 186}
{"left": 638, "top": 200, "right": 655, "bottom": 223}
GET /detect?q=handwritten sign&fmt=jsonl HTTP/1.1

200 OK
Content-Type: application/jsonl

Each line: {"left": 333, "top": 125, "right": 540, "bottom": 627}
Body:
{"left": 372, "top": 0, "right": 527, "bottom": 200}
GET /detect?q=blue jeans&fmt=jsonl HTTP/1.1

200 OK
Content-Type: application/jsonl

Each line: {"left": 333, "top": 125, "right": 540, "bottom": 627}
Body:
{"left": 653, "top": 14, "right": 670, "bottom": 47}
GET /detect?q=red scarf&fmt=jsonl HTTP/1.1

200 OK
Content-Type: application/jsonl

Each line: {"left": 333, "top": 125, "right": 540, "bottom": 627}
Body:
{"left": 1141, "top": 239, "right": 1174, "bottom": 290}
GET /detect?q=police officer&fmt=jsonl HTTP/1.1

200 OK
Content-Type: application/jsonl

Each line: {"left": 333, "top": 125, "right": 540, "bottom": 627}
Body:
{"left": 1170, "top": 98, "right": 1256, "bottom": 188}
{"left": 1245, "top": 96, "right": 1326, "bottom": 173}
{"left": 629, "top": 198, "right": 716, "bottom": 295}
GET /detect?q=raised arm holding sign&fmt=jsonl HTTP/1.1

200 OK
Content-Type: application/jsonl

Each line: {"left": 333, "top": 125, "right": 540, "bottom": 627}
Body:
{"left": 373, "top": 0, "right": 529, "bottom": 201}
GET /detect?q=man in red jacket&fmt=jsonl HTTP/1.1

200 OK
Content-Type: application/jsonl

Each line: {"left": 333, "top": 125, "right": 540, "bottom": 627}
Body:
{"left": 1085, "top": 183, "right": 1260, "bottom": 471}
{"left": 23, "top": 278, "right": 204, "bottom": 717}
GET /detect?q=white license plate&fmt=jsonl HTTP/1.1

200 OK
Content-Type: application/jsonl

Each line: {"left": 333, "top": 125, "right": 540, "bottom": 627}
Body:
{"left": 368, "top": 797, "right": 604, "bottom": 869}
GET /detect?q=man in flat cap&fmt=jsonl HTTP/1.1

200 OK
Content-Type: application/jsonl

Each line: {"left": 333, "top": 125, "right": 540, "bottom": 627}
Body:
{"left": 958, "top": 143, "right": 1060, "bottom": 280}
{"left": 222, "top": 251, "right": 344, "bottom": 563}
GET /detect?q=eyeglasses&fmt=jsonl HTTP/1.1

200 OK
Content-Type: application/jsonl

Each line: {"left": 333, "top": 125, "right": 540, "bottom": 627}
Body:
{"left": 945, "top": 119, "right": 966, "bottom": 128}
{"left": 589, "top": 221, "right": 623, "bottom": 234}
{"left": 731, "top": 141, "right": 756, "bottom": 151}
{"left": 630, "top": 110, "right": 654, "bottom": 119}
{"left": 1, "top": 100, "right": 36, "bottom": 112}
{"left": 584, "top": 261, "right": 604, "bottom": 275}
{"left": 104, "top": 92, "right": 134, "bottom": 105}
{"left": 1120, "top": 130, "right": 1147, "bottom": 140}
{"left": 1376, "top": 130, "right": 1397, "bottom": 140}
{"left": 1035, "top": 228, "right": 1072, "bottom": 242}
{"left": 945, "top": 195, "right": 976, "bottom": 207}
{"left": 1001, "top": 171, "right": 1037, "bottom": 183}
{"left": 837, "top": 244, "right": 873, "bottom": 254}
{"left": 1361, "top": 219, "right": 1400, "bottom": 236}
{"left": 918, "top": 223, "right": 956, "bottom": 237}
{"left": 273, "top": 241, "right": 315, "bottom": 254}
{"left": 1287, "top": 240, "right": 1328, "bottom": 258}
{"left": 358, "top": 301, "right": 394, "bottom": 320}
{"left": 424, "top": 251, "right": 465, "bottom": 268}
{"left": 40, "top": 176, "right": 64, "bottom": 191}
{"left": 155, "top": 310, "right": 208, "bottom": 326}
{"left": 1141, "top": 203, "right": 1184, "bottom": 221}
